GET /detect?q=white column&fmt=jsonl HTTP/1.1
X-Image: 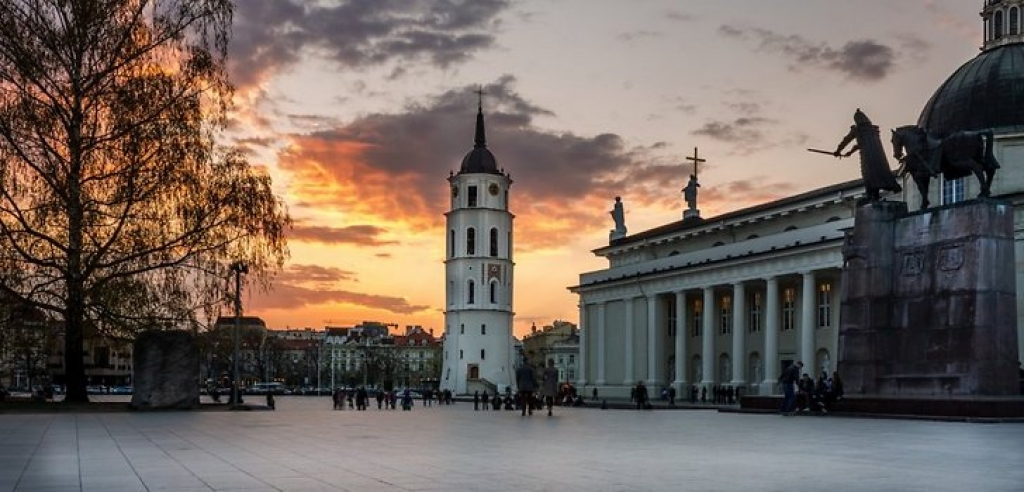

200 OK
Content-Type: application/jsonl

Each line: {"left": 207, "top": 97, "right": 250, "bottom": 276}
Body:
{"left": 673, "top": 290, "right": 687, "bottom": 394}
{"left": 731, "top": 282, "right": 746, "bottom": 386}
{"left": 762, "top": 277, "right": 780, "bottom": 394}
{"left": 701, "top": 287, "right": 714, "bottom": 385}
{"left": 800, "top": 271, "right": 816, "bottom": 369}
{"left": 596, "top": 302, "right": 606, "bottom": 385}
{"left": 623, "top": 297, "right": 634, "bottom": 385}
{"left": 646, "top": 295, "right": 659, "bottom": 386}
{"left": 577, "top": 303, "right": 587, "bottom": 387}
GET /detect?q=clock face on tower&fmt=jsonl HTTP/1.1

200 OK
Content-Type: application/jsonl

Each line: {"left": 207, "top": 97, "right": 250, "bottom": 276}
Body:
{"left": 488, "top": 183, "right": 499, "bottom": 195}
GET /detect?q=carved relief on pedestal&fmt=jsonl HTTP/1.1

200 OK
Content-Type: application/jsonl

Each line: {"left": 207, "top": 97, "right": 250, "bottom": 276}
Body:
{"left": 901, "top": 251, "right": 925, "bottom": 277}
{"left": 938, "top": 245, "right": 964, "bottom": 272}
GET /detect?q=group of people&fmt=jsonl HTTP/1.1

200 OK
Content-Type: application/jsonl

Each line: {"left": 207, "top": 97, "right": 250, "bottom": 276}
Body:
{"left": 512, "top": 357, "right": 561, "bottom": 416}
{"left": 778, "top": 361, "right": 845, "bottom": 415}
{"left": 329, "top": 387, "right": 458, "bottom": 411}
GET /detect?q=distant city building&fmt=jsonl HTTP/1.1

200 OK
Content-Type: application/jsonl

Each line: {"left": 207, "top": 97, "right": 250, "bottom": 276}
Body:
{"left": 521, "top": 320, "right": 579, "bottom": 386}
{"left": 442, "top": 97, "right": 516, "bottom": 395}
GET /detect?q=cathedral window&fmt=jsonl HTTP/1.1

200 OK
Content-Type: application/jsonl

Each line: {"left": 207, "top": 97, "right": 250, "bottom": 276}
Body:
{"left": 481, "top": 349, "right": 486, "bottom": 360}
{"left": 481, "top": 324, "right": 486, "bottom": 335}
{"left": 691, "top": 299, "right": 702, "bottom": 337}
{"left": 467, "top": 227, "right": 476, "bottom": 255}
{"left": 1012, "top": 7, "right": 1020, "bottom": 35}
{"left": 459, "top": 350, "right": 463, "bottom": 359}
{"left": 460, "top": 324, "right": 464, "bottom": 334}
{"left": 941, "top": 177, "right": 965, "bottom": 205}
{"left": 489, "top": 228, "right": 499, "bottom": 256}
{"left": 995, "top": 10, "right": 1005, "bottom": 39}
{"left": 468, "top": 186, "right": 478, "bottom": 207}
{"left": 449, "top": 230, "right": 455, "bottom": 258}
{"left": 720, "top": 295, "right": 732, "bottom": 334}
{"left": 749, "top": 292, "right": 762, "bottom": 333}
{"left": 817, "top": 283, "right": 833, "bottom": 328}
{"left": 468, "top": 281, "right": 475, "bottom": 304}
{"left": 782, "top": 288, "right": 796, "bottom": 330}
{"left": 489, "top": 282, "right": 497, "bottom": 303}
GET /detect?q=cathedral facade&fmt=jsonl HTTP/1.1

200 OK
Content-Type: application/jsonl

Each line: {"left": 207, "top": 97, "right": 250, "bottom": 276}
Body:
{"left": 571, "top": 0, "right": 1024, "bottom": 399}
{"left": 441, "top": 101, "right": 516, "bottom": 395}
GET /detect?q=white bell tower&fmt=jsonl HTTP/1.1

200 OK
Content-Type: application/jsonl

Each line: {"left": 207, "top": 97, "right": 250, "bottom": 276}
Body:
{"left": 441, "top": 94, "right": 515, "bottom": 395}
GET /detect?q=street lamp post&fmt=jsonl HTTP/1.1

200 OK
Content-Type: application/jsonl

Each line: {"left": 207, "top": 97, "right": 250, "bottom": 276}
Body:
{"left": 230, "top": 261, "right": 248, "bottom": 406}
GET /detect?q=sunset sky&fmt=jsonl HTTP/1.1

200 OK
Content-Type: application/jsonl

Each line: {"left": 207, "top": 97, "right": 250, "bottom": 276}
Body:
{"left": 225, "top": 0, "right": 983, "bottom": 338}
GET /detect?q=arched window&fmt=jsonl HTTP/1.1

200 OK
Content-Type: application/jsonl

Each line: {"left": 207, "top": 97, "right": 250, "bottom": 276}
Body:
{"left": 480, "top": 349, "right": 486, "bottom": 360}
{"left": 1011, "top": 7, "right": 1019, "bottom": 35}
{"left": 489, "top": 228, "right": 498, "bottom": 256}
{"left": 467, "top": 280, "right": 475, "bottom": 304}
{"left": 449, "top": 229, "right": 455, "bottom": 258}
{"left": 995, "top": 10, "right": 1005, "bottom": 39}
{"left": 481, "top": 324, "right": 487, "bottom": 335}
{"left": 490, "top": 281, "right": 497, "bottom": 303}
{"left": 460, "top": 324, "right": 464, "bottom": 334}
{"left": 466, "top": 227, "right": 476, "bottom": 255}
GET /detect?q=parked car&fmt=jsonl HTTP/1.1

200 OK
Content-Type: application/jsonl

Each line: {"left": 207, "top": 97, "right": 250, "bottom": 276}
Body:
{"left": 110, "top": 386, "right": 134, "bottom": 395}
{"left": 247, "top": 382, "right": 288, "bottom": 395}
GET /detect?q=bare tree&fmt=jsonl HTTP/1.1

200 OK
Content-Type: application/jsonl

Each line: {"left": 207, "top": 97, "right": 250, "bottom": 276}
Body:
{"left": 0, "top": 1, "right": 290, "bottom": 403}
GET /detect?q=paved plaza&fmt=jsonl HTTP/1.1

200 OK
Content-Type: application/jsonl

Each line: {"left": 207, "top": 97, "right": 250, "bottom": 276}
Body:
{"left": 2, "top": 396, "right": 1023, "bottom": 492}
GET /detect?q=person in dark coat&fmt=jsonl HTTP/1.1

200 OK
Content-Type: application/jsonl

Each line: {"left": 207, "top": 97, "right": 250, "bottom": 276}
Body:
{"left": 779, "top": 361, "right": 803, "bottom": 415}
{"left": 541, "top": 359, "right": 559, "bottom": 417}
{"left": 634, "top": 381, "right": 649, "bottom": 410}
{"left": 515, "top": 358, "right": 538, "bottom": 416}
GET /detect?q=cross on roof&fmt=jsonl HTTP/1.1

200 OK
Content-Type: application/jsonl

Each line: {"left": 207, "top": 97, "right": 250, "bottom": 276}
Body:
{"left": 475, "top": 85, "right": 484, "bottom": 109}
{"left": 686, "top": 147, "right": 706, "bottom": 180}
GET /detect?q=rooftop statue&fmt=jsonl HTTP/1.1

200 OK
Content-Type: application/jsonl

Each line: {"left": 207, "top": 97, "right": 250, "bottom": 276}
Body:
{"left": 683, "top": 174, "right": 700, "bottom": 211}
{"left": 609, "top": 196, "right": 626, "bottom": 241}
{"left": 833, "top": 109, "right": 902, "bottom": 201}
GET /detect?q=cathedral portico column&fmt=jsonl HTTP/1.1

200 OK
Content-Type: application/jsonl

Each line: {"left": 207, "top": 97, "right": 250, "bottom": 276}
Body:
{"left": 577, "top": 303, "right": 587, "bottom": 387}
{"left": 701, "top": 287, "right": 714, "bottom": 385}
{"left": 800, "top": 271, "right": 816, "bottom": 369}
{"left": 646, "top": 295, "right": 660, "bottom": 387}
{"left": 596, "top": 302, "right": 606, "bottom": 385}
{"left": 623, "top": 297, "right": 635, "bottom": 385}
{"left": 762, "top": 277, "right": 780, "bottom": 395}
{"left": 673, "top": 290, "right": 688, "bottom": 394}
{"left": 731, "top": 282, "right": 746, "bottom": 387}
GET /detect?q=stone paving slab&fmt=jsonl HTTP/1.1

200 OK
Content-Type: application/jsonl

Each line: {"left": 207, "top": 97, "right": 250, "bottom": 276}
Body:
{"left": 1, "top": 395, "right": 1023, "bottom": 491}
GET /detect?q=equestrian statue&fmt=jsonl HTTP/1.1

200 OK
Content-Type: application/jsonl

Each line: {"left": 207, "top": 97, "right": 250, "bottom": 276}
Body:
{"left": 890, "top": 124, "right": 1000, "bottom": 209}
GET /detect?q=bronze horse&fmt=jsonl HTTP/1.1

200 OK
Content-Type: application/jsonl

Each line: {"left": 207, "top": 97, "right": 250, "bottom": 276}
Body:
{"left": 890, "top": 125, "right": 1000, "bottom": 209}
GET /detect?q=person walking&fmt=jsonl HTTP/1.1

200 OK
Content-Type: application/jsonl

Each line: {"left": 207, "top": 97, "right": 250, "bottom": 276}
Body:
{"left": 779, "top": 361, "right": 803, "bottom": 415}
{"left": 637, "top": 381, "right": 650, "bottom": 410}
{"left": 541, "top": 359, "right": 559, "bottom": 417}
{"left": 515, "top": 357, "right": 537, "bottom": 416}
{"left": 473, "top": 390, "right": 480, "bottom": 411}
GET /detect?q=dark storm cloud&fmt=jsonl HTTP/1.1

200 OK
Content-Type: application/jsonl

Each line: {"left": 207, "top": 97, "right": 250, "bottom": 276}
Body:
{"left": 290, "top": 223, "right": 397, "bottom": 247}
{"left": 277, "top": 76, "right": 653, "bottom": 248}
{"left": 229, "top": 0, "right": 510, "bottom": 89}
{"left": 692, "top": 117, "right": 774, "bottom": 145}
{"left": 718, "top": 26, "right": 899, "bottom": 82}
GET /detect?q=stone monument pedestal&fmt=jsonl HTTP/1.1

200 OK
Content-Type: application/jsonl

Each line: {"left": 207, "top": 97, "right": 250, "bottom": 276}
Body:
{"left": 838, "top": 199, "right": 1019, "bottom": 397}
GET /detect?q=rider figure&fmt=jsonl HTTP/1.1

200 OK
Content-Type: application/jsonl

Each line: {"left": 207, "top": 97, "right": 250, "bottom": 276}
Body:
{"left": 834, "top": 109, "right": 902, "bottom": 201}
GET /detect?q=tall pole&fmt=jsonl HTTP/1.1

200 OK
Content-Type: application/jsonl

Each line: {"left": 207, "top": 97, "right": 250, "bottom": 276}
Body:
{"left": 231, "top": 262, "right": 247, "bottom": 406}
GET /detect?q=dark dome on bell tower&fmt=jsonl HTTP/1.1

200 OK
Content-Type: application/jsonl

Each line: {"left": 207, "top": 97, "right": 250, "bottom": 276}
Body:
{"left": 918, "top": 0, "right": 1024, "bottom": 136}
{"left": 458, "top": 96, "right": 501, "bottom": 175}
